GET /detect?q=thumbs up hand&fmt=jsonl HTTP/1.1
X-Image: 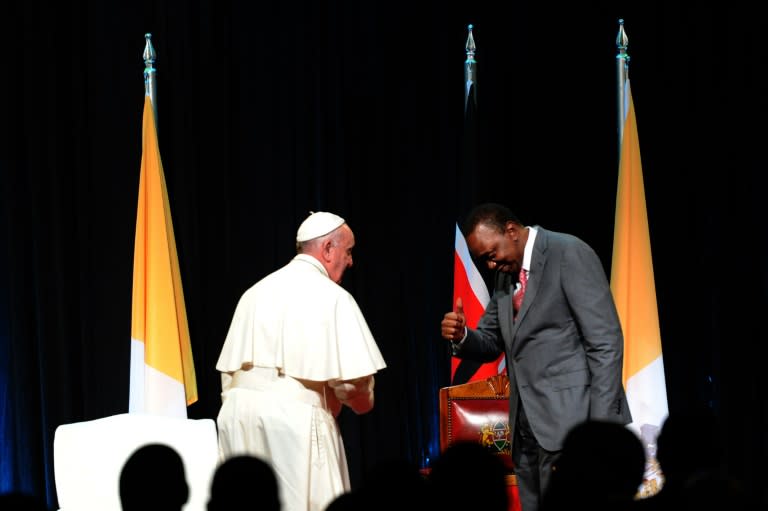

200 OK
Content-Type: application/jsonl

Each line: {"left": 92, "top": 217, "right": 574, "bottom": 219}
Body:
{"left": 441, "top": 296, "right": 467, "bottom": 342}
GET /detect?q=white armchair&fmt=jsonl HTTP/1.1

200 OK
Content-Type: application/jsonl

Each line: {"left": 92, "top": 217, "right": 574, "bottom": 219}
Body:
{"left": 53, "top": 413, "right": 218, "bottom": 511}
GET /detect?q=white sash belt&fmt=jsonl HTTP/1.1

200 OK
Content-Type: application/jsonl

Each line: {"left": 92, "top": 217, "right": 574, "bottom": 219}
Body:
{"left": 230, "top": 367, "right": 324, "bottom": 409}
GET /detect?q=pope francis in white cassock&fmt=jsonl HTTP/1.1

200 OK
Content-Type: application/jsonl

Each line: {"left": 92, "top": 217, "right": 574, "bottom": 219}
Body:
{"left": 215, "top": 211, "right": 386, "bottom": 511}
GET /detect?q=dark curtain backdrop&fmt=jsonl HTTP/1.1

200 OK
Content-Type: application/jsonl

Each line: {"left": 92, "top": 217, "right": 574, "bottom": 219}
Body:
{"left": 2, "top": 1, "right": 767, "bottom": 509}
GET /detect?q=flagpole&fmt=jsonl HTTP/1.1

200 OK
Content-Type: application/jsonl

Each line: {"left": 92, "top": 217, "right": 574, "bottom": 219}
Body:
{"left": 611, "top": 21, "right": 670, "bottom": 497}
{"left": 143, "top": 33, "right": 158, "bottom": 121}
{"left": 616, "top": 19, "right": 629, "bottom": 153}
{"left": 452, "top": 23, "right": 499, "bottom": 384}
{"left": 131, "top": 31, "right": 198, "bottom": 416}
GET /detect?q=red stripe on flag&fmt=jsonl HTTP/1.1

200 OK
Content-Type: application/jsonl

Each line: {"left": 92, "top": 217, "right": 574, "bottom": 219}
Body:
{"left": 453, "top": 251, "right": 485, "bottom": 329}
{"left": 451, "top": 249, "right": 504, "bottom": 382}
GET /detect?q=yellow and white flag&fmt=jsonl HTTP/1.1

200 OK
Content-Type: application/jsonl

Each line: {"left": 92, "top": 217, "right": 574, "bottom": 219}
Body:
{"left": 611, "top": 81, "right": 668, "bottom": 496}
{"left": 129, "top": 95, "right": 197, "bottom": 417}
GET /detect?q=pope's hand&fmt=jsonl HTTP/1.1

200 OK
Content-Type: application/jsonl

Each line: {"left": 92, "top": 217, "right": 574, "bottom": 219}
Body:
{"left": 328, "top": 379, "right": 357, "bottom": 401}
{"left": 328, "top": 376, "right": 375, "bottom": 414}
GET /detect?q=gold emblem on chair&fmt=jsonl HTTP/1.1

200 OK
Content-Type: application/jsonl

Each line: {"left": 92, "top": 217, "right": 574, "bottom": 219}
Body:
{"left": 480, "top": 420, "right": 510, "bottom": 454}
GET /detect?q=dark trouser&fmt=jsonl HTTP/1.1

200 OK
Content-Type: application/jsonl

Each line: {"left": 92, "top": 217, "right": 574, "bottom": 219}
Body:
{"left": 512, "top": 400, "right": 560, "bottom": 511}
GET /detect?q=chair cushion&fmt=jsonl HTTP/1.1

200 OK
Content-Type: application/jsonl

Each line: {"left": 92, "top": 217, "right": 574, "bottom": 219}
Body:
{"left": 447, "top": 397, "right": 513, "bottom": 470}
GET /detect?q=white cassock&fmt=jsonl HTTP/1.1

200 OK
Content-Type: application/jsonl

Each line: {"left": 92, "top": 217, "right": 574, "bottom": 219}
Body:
{"left": 215, "top": 254, "right": 386, "bottom": 511}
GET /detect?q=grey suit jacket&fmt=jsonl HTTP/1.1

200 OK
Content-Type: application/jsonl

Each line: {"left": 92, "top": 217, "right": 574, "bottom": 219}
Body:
{"left": 456, "top": 227, "right": 632, "bottom": 452}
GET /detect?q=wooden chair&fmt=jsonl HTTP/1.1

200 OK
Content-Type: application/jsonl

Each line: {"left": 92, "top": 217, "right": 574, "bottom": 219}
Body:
{"left": 439, "top": 374, "right": 521, "bottom": 511}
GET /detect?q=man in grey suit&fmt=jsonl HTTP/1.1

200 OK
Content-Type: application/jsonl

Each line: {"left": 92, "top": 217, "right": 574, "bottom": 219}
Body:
{"left": 441, "top": 203, "right": 632, "bottom": 511}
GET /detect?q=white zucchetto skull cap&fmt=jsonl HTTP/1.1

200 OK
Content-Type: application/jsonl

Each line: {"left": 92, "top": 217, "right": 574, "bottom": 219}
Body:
{"left": 296, "top": 211, "right": 346, "bottom": 242}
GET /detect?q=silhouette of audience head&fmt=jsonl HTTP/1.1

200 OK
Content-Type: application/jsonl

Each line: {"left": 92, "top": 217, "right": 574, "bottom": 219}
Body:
{"left": 0, "top": 492, "right": 50, "bottom": 511}
{"left": 119, "top": 443, "right": 189, "bottom": 511}
{"left": 208, "top": 455, "right": 280, "bottom": 511}
{"left": 427, "top": 441, "right": 508, "bottom": 511}
{"left": 636, "top": 405, "right": 750, "bottom": 511}
{"left": 542, "top": 419, "right": 645, "bottom": 511}
{"left": 655, "top": 405, "right": 722, "bottom": 492}
{"left": 325, "top": 457, "right": 426, "bottom": 511}
{"left": 362, "top": 457, "right": 427, "bottom": 510}
{"left": 324, "top": 490, "right": 360, "bottom": 511}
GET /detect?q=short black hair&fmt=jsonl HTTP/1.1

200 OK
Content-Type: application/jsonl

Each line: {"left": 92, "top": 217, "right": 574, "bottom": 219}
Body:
{"left": 463, "top": 203, "right": 522, "bottom": 235}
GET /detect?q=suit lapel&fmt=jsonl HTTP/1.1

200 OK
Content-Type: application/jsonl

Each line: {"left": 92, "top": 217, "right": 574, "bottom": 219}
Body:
{"left": 511, "top": 227, "right": 547, "bottom": 335}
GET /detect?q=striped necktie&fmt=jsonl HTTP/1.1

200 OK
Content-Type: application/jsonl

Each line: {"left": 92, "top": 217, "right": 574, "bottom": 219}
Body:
{"left": 513, "top": 268, "right": 527, "bottom": 318}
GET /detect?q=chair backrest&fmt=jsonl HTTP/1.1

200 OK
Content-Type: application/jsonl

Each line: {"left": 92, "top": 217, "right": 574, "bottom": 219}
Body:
{"left": 53, "top": 413, "right": 218, "bottom": 511}
{"left": 439, "top": 374, "right": 513, "bottom": 471}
